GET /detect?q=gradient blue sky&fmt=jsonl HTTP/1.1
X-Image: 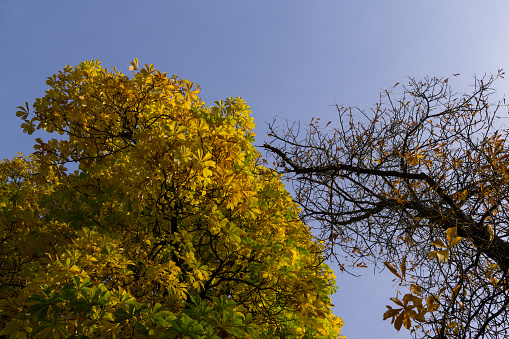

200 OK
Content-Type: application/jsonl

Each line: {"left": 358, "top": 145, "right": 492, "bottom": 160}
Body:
{"left": 2, "top": 1, "right": 509, "bottom": 337}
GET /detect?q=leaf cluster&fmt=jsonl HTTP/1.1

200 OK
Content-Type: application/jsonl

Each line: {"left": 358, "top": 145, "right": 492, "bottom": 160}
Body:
{"left": 265, "top": 71, "right": 509, "bottom": 338}
{"left": 0, "top": 60, "right": 344, "bottom": 338}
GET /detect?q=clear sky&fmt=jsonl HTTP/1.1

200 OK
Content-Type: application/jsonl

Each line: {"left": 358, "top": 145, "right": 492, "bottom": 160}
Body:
{"left": 2, "top": 1, "right": 509, "bottom": 337}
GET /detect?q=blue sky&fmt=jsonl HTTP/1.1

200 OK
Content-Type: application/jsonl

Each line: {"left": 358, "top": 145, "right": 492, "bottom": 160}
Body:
{"left": 2, "top": 1, "right": 509, "bottom": 337}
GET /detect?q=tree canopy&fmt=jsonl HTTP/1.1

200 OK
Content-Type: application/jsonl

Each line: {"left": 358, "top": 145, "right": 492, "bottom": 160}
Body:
{"left": 265, "top": 71, "right": 509, "bottom": 338}
{"left": 0, "top": 59, "right": 343, "bottom": 338}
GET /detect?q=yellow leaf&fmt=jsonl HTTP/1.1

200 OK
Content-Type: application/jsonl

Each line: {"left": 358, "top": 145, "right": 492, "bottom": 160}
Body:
{"left": 437, "top": 249, "right": 449, "bottom": 262}
{"left": 431, "top": 238, "right": 447, "bottom": 248}
{"left": 390, "top": 297, "right": 404, "bottom": 307}
{"left": 426, "top": 296, "right": 438, "bottom": 311}
{"left": 446, "top": 227, "right": 457, "bottom": 245}
{"left": 427, "top": 251, "right": 437, "bottom": 260}
{"left": 394, "top": 311, "right": 404, "bottom": 331}
{"left": 451, "top": 285, "right": 461, "bottom": 301}
{"left": 487, "top": 224, "right": 494, "bottom": 242}
{"left": 403, "top": 311, "right": 412, "bottom": 329}
{"left": 384, "top": 262, "right": 402, "bottom": 279}
{"left": 383, "top": 306, "right": 400, "bottom": 320}
{"left": 410, "top": 284, "right": 422, "bottom": 296}
{"left": 400, "top": 257, "right": 407, "bottom": 280}
{"left": 449, "top": 236, "right": 462, "bottom": 248}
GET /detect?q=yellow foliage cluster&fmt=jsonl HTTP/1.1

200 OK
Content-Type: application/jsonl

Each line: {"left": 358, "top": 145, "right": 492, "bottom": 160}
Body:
{"left": 0, "top": 60, "right": 343, "bottom": 338}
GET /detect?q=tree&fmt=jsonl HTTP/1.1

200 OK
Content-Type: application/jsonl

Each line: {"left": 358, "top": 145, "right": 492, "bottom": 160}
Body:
{"left": 264, "top": 71, "right": 509, "bottom": 338}
{"left": 0, "top": 59, "right": 344, "bottom": 338}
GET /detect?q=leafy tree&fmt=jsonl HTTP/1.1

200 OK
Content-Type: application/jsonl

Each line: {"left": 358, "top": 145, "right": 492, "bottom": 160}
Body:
{"left": 264, "top": 71, "right": 509, "bottom": 338}
{"left": 0, "top": 59, "right": 344, "bottom": 338}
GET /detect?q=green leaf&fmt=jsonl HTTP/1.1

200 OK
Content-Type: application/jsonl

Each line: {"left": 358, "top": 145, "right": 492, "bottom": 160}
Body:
{"left": 0, "top": 319, "right": 32, "bottom": 336}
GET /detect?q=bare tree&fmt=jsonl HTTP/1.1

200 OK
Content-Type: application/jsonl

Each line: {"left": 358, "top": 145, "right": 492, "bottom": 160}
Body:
{"left": 264, "top": 71, "right": 509, "bottom": 338}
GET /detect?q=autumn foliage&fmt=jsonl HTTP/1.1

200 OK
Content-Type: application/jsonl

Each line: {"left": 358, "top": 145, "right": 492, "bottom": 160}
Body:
{"left": 0, "top": 60, "right": 343, "bottom": 338}
{"left": 265, "top": 72, "right": 509, "bottom": 338}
